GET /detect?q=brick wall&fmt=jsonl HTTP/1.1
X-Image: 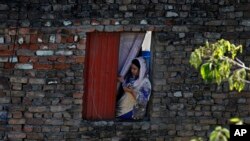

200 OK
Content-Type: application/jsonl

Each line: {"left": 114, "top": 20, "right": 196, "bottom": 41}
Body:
{"left": 0, "top": 0, "right": 250, "bottom": 141}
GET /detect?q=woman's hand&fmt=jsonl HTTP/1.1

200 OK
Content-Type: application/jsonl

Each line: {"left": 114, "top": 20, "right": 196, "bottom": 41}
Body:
{"left": 123, "top": 86, "right": 133, "bottom": 93}
{"left": 123, "top": 87, "right": 136, "bottom": 99}
{"left": 117, "top": 76, "right": 124, "bottom": 83}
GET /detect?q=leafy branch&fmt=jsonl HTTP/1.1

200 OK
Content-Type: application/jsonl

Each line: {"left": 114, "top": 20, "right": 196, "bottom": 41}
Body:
{"left": 190, "top": 117, "right": 243, "bottom": 141}
{"left": 189, "top": 39, "right": 249, "bottom": 92}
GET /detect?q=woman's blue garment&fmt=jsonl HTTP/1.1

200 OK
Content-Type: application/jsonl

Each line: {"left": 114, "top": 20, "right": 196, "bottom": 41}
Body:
{"left": 116, "top": 57, "right": 151, "bottom": 120}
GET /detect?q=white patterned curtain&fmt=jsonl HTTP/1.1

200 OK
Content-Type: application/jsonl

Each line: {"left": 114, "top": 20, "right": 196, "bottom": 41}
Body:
{"left": 118, "top": 33, "right": 145, "bottom": 77}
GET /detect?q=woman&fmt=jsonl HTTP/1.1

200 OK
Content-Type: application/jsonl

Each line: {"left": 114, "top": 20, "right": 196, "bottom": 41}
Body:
{"left": 116, "top": 57, "right": 151, "bottom": 120}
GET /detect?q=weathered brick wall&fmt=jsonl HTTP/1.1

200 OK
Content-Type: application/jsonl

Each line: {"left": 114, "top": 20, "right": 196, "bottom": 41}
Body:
{"left": 0, "top": 0, "right": 250, "bottom": 141}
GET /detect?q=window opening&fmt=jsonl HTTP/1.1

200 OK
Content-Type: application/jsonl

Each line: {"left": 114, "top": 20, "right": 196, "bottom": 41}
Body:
{"left": 116, "top": 31, "right": 152, "bottom": 121}
{"left": 83, "top": 31, "right": 152, "bottom": 121}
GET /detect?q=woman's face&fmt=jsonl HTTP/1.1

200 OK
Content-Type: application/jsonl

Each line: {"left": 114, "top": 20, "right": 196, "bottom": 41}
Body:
{"left": 130, "top": 64, "right": 139, "bottom": 77}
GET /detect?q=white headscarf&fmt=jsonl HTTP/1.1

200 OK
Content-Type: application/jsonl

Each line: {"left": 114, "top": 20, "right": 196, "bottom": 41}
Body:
{"left": 133, "top": 57, "right": 147, "bottom": 88}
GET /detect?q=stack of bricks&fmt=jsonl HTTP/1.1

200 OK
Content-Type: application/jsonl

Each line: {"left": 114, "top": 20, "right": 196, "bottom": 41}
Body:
{"left": 0, "top": 27, "right": 86, "bottom": 140}
{"left": 0, "top": 0, "right": 250, "bottom": 140}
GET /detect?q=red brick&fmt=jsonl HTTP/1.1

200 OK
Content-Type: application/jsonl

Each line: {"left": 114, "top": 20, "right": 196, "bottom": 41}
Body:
{"left": 30, "top": 35, "right": 37, "bottom": 43}
{"left": 29, "top": 57, "right": 38, "bottom": 63}
{"left": 8, "top": 45, "right": 15, "bottom": 50}
{"left": 29, "top": 29, "right": 38, "bottom": 34}
{"left": 20, "top": 44, "right": 29, "bottom": 49}
{"left": 29, "top": 44, "right": 39, "bottom": 50}
{"left": 48, "top": 56, "right": 57, "bottom": 61}
{"left": 0, "top": 45, "right": 8, "bottom": 49}
{"left": 54, "top": 64, "right": 70, "bottom": 70}
{"left": 49, "top": 44, "right": 57, "bottom": 49}
{"left": 19, "top": 56, "right": 30, "bottom": 63}
{"left": 12, "top": 112, "right": 23, "bottom": 118}
{"left": 61, "top": 36, "right": 67, "bottom": 43}
{"left": 75, "top": 56, "right": 85, "bottom": 63}
{"left": 66, "top": 36, "right": 74, "bottom": 42}
{"left": 34, "top": 63, "right": 53, "bottom": 70}
{"left": 79, "top": 38, "right": 86, "bottom": 44}
{"left": 8, "top": 119, "right": 26, "bottom": 124}
{"left": 73, "top": 19, "right": 81, "bottom": 26}
{"left": 73, "top": 93, "right": 83, "bottom": 98}
{"left": 38, "top": 57, "right": 47, "bottom": 62}
{"left": 23, "top": 125, "right": 33, "bottom": 132}
{"left": 57, "top": 56, "right": 66, "bottom": 63}
{"left": 19, "top": 28, "right": 29, "bottom": 35}
{"left": 4, "top": 62, "right": 15, "bottom": 69}
{"left": 0, "top": 50, "right": 14, "bottom": 56}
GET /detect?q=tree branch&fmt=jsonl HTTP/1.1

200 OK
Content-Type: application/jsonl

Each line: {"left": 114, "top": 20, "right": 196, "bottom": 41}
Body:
{"left": 239, "top": 78, "right": 250, "bottom": 84}
{"left": 236, "top": 58, "right": 245, "bottom": 66}
{"left": 222, "top": 57, "right": 250, "bottom": 71}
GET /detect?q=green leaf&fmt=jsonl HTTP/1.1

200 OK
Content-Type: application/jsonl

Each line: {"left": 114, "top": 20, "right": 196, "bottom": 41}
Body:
{"left": 200, "top": 63, "right": 213, "bottom": 82}
{"left": 232, "top": 51, "right": 236, "bottom": 59}
{"left": 230, "top": 117, "right": 241, "bottom": 123}
{"left": 221, "top": 128, "right": 230, "bottom": 139}
{"left": 239, "top": 45, "right": 243, "bottom": 53}
{"left": 214, "top": 68, "right": 222, "bottom": 85}
{"left": 238, "top": 82, "right": 245, "bottom": 92}
{"left": 228, "top": 69, "right": 246, "bottom": 92}
{"left": 236, "top": 69, "right": 246, "bottom": 92}
{"left": 215, "top": 126, "right": 222, "bottom": 131}
{"left": 221, "top": 135, "right": 228, "bottom": 141}
{"left": 213, "top": 47, "right": 224, "bottom": 59}
{"left": 228, "top": 75, "right": 234, "bottom": 91}
{"left": 205, "top": 40, "right": 209, "bottom": 48}
{"left": 190, "top": 49, "right": 202, "bottom": 69}
{"left": 189, "top": 39, "right": 247, "bottom": 92}
{"left": 225, "top": 40, "right": 231, "bottom": 51}
{"left": 209, "top": 131, "right": 218, "bottom": 141}
{"left": 217, "top": 61, "right": 230, "bottom": 80}
{"left": 209, "top": 126, "right": 230, "bottom": 141}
